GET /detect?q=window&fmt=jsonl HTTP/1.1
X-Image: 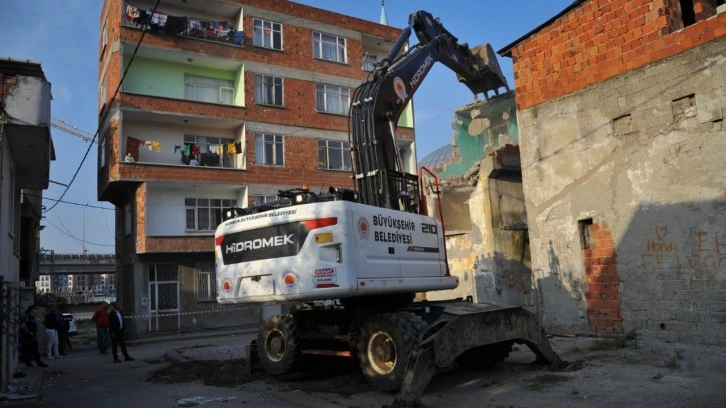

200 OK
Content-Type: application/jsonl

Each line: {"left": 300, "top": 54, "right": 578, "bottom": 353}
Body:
{"left": 679, "top": 0, "right": 696, "bottom": 26}
{"left": 183, "top": 135, "right": 239, "bottom": 168}
{"left": 99, "top": 135, "right": 106, "bottom": 169}
{"left": 362, "top": 53, "right": 378, "bottom": 71}
{"left": 101, "top": 19, "right": 108, "bottom": 60}
{"left": 196, "top": 262, "right": 216, "bottom": 302}
{"left": 318, "top": 139, "right": 351, "bottom": 171}
{"left": 255, "top": 195, "right": 277, "bottom": 205}
{"left": 99, "top": 77, "right": 106, "bottom": 111}
{"left": 316, "top": 83, "right": 349, "bottom": 115}
{"left": 313, "top": 31, "right": 347, "bottom": 63}
{"left": 185, "top": 198, "right": 237, "bottom": 231}
{"left": 254, "top": 74, "right": 283, "bottom": 106}
{"left": 254, "top": 133, "right": 284, "bottom": 166}
{"left": 579, "top": 218, "right": 594, "bottom": 250}
{"left": 253, "top": 18, "right": 282, "bottom": 50}
{"left": 184, "top": 74, "right": 234, "bottom": 105}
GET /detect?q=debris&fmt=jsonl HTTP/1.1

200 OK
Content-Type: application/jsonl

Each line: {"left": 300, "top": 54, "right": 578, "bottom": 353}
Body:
{"left": 177, "top": 396, "right": 238, "bottom": 407}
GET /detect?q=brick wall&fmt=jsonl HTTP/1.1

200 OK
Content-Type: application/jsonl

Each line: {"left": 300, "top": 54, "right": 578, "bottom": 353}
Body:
{"left": 584, "top": 222, "right": 622, "bottom": 335}
{"left": 509, "top": 0, "right": 726, "bottom": 110}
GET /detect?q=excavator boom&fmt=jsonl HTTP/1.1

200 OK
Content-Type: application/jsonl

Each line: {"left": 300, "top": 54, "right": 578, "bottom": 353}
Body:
{"left": 349, "top": 10, "right": 509, "bottom": 211}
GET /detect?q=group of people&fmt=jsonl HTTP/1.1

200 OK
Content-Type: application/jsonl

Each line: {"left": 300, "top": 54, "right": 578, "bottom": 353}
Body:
{"left": 19, "top": 300, "right": 133, "bottom": 368}
{"left": 91, "top": 301, "right": 134, "bottom": 362}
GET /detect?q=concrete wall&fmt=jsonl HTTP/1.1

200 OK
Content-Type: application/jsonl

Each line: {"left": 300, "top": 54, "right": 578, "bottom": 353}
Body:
{"left": 517, "top": 37, "right": 726, "bottom": 343}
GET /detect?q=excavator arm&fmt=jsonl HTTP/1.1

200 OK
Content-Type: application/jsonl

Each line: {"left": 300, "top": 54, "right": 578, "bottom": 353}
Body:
{"left": 349, "top": 10, "right": 509, "bottom": 212}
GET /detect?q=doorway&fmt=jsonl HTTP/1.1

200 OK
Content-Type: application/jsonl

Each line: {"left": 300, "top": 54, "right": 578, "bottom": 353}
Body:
{"left": 148, "top": 263, "right": 179, "bottom": 332}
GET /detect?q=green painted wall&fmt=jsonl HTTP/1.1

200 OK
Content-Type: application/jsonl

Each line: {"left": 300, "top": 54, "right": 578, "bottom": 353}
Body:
{"left": 234, "top": 65, "right": 245, "bottom": 106}
{"left": 438, "top": 94, "right": 518, "bottom": 179}
{"left": 398, "top": 100, "right": 414, "bottom": 128}
{"left": 123, "top": 57, "right": 242, "bottom": 106}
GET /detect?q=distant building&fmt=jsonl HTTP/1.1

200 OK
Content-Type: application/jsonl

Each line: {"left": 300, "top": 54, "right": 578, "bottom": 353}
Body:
{"left": 37, "top": 253, "right": 117, "bottom": 303}
{"left": 97, "top": 0, "right": 408, "bottom": 338}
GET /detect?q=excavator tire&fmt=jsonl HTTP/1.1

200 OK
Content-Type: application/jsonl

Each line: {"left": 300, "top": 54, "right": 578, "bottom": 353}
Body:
{"left": 358, "top": 311, "right": 427, "bottom": 392}
{"left": 257, "top": 314, "right": 301, "bottom": 375}
{"left": 455, "top": 341, "right": 512, "bottom": 370}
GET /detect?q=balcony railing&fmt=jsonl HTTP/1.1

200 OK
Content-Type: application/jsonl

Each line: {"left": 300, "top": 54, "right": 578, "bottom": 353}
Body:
{"left": 123, "top": 3, "right": 244, "bottom": 47}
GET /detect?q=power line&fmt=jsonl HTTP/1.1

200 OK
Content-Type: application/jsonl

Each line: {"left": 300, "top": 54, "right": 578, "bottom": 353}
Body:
{"left": 24, "top": 193, "right": 114, "bottom": 210}
{"left": 45, "top": 219, "right": 114, "bottom": 248}
{"left": 44, "top": 0, "right": 162, "bottom": 213}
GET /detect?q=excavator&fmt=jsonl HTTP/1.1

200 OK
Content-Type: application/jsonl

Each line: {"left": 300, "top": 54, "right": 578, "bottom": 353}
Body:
{"left": 215, "top": 10, "right": 563, "bottom": 407}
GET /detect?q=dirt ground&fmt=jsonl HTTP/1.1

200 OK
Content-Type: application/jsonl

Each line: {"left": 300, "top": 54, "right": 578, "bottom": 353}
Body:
{"left": 146, "top": 333, "right": 726, "bottom": 408}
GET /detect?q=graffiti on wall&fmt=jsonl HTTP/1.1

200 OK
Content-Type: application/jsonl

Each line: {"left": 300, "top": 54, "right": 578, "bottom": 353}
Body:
{"left": 640, "top": 226, "right": 725, "bottom": 279}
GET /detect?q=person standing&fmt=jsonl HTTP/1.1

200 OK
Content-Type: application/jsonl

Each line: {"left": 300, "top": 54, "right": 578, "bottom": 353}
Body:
{"left": 19, "top": 306, "right": 49, "bottom": 368}
{"left": 44, "top": 305, "right": 62, "bottom": 359}
{"left": 91, "top": 301, "right": 110, "bottom": 354}
{"left": 108, "top": 301, "right": 134, "bottom": 363}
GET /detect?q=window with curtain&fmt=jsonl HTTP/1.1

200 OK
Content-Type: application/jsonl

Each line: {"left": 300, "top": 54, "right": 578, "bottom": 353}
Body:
{"left": 313, "top": 31, "right": 347, "bottom": 63}
{"left": 184, "top": 74, "right": 234, "bottom": 105}
{"left": 253, "top": 18, "right": 282, "bottom": 50}
{"left": 196, "top": 262, "right": 216, "bottom": 302}
{"left": 318, "top": 139, "right": 351, "bottom": 171}
{"left": 254, "top": 74, "right": 283, "bottom": 106}
{"left": 185, "top": 198, "right": 237, "bottom": 231}
{"left": 254, "top": 133, "right": 284, "bottom": 166}
{"left": 315, "top": 83, "right": 349, "bottom": 115}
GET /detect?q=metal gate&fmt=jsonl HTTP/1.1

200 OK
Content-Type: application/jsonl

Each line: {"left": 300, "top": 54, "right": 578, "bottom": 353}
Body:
{"left": 148, "top": 264, "right": 179, "bottom": 332}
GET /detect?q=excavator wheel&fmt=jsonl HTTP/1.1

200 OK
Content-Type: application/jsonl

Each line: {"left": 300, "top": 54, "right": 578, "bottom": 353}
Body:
{"left": 455, "top": 341, "right": 513, "bottom": 370}
{"left": 257, "top": 314, "right": 301, "bottom": 375}
{"left": 358, "top": 311, "right": 427, "bottom": 392}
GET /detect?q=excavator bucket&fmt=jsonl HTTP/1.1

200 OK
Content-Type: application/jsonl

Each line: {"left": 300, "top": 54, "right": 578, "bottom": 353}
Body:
{"left": 391, "top": 301, "right": 566, "bottom": 408}
{"left": 457, "top": 43, "right": 510, "bottom": 99}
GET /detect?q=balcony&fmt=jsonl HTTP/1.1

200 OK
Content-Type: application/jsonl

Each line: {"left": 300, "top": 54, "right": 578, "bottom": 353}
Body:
{"left": 120, "top": 109, "right": 246, "bottom": 171}
{"left": 123, "top": 3, "right": 244, "bottom": 47}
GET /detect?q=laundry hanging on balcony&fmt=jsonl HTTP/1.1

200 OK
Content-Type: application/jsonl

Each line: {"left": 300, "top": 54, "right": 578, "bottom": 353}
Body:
{"left": 124, "top": 3, "right": 245, "bottom": 46}
{"left": 227, "top": 142, "right": 242, "bottom": 155}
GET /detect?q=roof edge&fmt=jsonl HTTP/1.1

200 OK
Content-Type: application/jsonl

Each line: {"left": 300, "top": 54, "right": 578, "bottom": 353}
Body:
{"left": 497, "top": 0, "right": 586, "bottom": 58}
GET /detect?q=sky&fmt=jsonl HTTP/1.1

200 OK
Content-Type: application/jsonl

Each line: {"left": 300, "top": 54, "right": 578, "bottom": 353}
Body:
{"left": 0, "top": 0, "right": 573, "bottom": 254}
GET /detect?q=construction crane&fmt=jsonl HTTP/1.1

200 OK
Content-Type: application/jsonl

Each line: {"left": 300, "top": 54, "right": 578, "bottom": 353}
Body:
{"left": 50, "top": 117, "right": 97, "bottom": 144}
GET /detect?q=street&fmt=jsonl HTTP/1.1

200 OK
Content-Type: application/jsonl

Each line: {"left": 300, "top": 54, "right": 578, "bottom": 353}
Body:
{"left": 6, "top": 329, "right": 726, "bottom": 408}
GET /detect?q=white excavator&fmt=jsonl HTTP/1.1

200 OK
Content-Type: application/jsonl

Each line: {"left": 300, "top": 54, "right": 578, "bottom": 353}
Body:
{"left": 215, "top": 10, "right": 564, "bottom": 406}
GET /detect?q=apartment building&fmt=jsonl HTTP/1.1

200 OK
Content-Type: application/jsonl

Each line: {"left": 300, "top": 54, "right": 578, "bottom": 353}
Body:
{"left": 98, "top": 0, "right": 409, "bottom": 337}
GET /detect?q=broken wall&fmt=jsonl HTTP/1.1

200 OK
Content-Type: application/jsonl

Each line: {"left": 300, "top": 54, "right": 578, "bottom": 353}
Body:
{"left": 424, "top": 92, "right": 535, "bottom": 308}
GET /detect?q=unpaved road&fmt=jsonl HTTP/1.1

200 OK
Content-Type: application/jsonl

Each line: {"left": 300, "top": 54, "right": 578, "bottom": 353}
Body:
{"left": 157, "top": 334, "right": 725, "bottom": 408}
{"left": 10, "top": 331, "right": 726, "bottom": 408}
